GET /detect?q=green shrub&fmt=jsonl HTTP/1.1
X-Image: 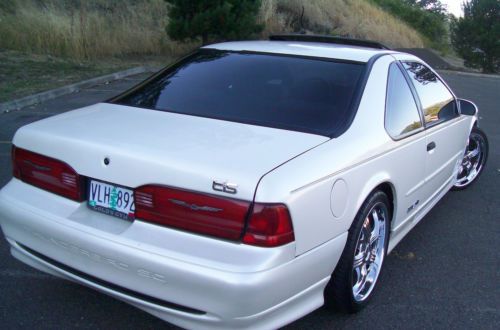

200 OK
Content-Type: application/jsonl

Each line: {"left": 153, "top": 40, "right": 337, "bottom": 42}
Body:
{"left": 165, "top": 0, "right": 263, "bottom": 45}
{"left": 451, "top": 0, "right": 499, "bottom": 73}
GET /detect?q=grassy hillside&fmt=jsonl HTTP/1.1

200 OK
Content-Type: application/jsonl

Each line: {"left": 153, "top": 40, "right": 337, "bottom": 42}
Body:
{"left": 0, "top": 0, "right": 191, "bottom": 59}
{"left": 0, "top": 0, "right": 424, "bottom": 60}
{"left": 261, "top": 0, "right": 424, "bottom": 48}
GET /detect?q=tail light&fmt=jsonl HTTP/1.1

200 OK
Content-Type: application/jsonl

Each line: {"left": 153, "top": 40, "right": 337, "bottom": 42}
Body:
{"left": 243, "top": 203, "right": 295, "bottom": 247}
{"left": 135, "top": 185, "right": 251, "bottom": 240}
{"left": 10, "top": 145, "right": 295, "bottom": 246}
{"left": 12, "top": 146, "right": 83, "bottom": 201}
{"left": 134, "top": 185, "right": 295, "bottom": 247}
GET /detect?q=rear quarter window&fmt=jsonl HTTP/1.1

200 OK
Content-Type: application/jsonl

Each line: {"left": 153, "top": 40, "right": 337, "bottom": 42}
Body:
{"left": 402, "top": 61, "right": 457, "bottom": 127}
{"left": 385, "top": 63, "right": 423, "bottom": 139}
{"left": 111, "top": 50, "right": 366, "bottom": 137}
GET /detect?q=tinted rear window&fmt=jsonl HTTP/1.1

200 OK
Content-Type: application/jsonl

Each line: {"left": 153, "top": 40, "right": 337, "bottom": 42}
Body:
{"left": 112, "top": 50, "right": 365, "bottom": 137}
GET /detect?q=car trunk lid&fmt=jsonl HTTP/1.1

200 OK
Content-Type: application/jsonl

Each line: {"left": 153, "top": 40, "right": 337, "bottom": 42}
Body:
{"left": 12, "top": 103, "right": 329, "bottom": 201}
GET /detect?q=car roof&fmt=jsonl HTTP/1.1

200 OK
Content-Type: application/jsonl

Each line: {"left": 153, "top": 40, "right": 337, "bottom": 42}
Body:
{"left": 203, "top": 40, "right": 395, "bottom": 63}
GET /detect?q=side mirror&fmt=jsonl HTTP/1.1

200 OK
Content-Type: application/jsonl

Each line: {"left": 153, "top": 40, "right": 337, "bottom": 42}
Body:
{"left": 458, "top": 99, "right": 478, "bottom": 116}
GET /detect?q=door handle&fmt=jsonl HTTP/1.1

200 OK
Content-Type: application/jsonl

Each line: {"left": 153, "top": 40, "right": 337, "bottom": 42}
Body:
{"left": 427, "top": 141, "right": 436, "bottom": 152}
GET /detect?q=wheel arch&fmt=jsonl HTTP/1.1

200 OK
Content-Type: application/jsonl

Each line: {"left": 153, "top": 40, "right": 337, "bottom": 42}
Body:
{"left": 355, "top": 174, "right": 396, "bottom": 227}
{"left": 375, "top": 182, "right": 395, "bottom": 222}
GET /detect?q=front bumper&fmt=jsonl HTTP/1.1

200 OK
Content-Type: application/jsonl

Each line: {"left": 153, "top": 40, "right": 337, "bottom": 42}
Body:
{"left": 0, "top": 179, "right": 347, "bottom": 329}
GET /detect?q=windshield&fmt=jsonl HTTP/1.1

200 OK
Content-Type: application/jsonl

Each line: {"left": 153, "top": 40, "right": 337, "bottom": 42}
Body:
{"left": 111, "top": 50, "right": 366, "bottom": 137}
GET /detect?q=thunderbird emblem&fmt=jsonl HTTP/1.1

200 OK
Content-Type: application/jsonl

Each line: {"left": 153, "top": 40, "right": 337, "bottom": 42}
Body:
{"left": 169, "top": 199, "right": 222, "bottom": 212}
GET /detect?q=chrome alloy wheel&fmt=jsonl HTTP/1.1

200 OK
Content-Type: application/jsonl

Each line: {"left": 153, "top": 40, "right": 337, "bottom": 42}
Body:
{"left": 455, "top": 130, "right": 487, "bottom": 188}
{"left": 351, "top": 203, "right": 387, "bottom": 302}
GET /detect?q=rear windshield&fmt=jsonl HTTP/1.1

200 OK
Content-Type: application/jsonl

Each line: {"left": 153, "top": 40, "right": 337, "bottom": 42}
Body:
{"left": 112, "top": 50, "right": 365, "bottom": 137}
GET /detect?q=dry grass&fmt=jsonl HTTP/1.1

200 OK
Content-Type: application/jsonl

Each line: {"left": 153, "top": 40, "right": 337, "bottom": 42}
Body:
{"left": 259, "top": 0, "right": 424, "bottom": 48}
{"left": 0, "top": 0, "right": 194, "bottom": 59}
{"left": 0, "top": 0, "right": 424, "bottom": 60}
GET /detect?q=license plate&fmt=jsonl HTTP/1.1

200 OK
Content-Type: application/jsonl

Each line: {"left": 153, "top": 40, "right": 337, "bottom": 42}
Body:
{"left": 88, "top": 180, "right": 135, "bottom": 220}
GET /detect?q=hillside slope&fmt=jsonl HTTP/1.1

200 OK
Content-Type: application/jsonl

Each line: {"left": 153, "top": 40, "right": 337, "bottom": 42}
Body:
{"left": 0, "top": 0, "right": 424, "bottom": 59}
{"left": 261, "top": 0, "right": 424, "bottom": 48}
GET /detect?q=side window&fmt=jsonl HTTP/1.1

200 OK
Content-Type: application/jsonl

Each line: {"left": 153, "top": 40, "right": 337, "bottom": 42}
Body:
{"left": 402, "top": 61, "right": 457, "bottom": 127}
{"left": 385, "top": 63, "right": 423, "bottom": 139}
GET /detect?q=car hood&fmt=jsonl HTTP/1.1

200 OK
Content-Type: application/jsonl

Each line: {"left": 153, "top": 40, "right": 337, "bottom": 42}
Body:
{"left": 12, "top": 103, "right": 329, "bottom": 201}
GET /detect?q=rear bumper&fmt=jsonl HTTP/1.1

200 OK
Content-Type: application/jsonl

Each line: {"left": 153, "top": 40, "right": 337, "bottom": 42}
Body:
{"left": 0, "top": 179, "right": 347, "bottom": 329}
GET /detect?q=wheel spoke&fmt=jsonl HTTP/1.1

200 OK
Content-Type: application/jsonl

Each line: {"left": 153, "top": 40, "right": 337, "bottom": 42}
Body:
{"left": 360, "top": 219, "right": 371, "bottom": 246}
{"left": 353, "top": 252, "right": 364, "bottom": 268}
{"left": 352, "top": 264, "right": 367, "bottom": 294}
{"left": 467, "top": 147, "right": 480, "bottom": 159}
{"left": 365, "top": 262, "right": 379, "bottom": 285}
{"left": 370, "top": 210, "right": 380, "bottom": 245}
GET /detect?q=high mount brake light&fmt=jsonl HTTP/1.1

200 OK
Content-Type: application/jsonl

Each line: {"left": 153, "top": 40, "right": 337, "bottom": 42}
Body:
{"left": 12, "top": 146, "right": 84, "bottom": 201}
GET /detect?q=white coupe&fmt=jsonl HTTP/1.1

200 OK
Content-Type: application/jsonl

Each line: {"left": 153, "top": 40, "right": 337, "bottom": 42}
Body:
{"left": 0, "top": 35, "right": 488, "bottom": 329}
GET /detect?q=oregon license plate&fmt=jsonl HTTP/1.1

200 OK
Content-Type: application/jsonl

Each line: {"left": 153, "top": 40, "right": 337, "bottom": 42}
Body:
{"left": 88, "top": 179, "right": 135, "bottom": 220}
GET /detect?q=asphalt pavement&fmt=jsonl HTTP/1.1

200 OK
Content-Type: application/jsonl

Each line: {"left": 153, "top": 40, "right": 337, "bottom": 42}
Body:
{"left": 0, "top": 71, "right": 498, "bottom": 329}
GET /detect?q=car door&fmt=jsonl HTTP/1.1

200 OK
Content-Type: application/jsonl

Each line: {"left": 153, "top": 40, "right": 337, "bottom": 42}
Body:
{"left": 384, "top": 62, "right": 428, "bottom": 229}
{"left": 401, "top": 61, "right": 469, "bottom": 201}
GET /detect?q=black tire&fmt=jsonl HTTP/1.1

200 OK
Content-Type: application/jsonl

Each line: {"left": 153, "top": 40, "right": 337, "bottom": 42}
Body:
{"left": 324, "top": 190, "right": 390, "bottom": 313}
{"left": 452, "top": 126, "right": 489, "bottom": 191}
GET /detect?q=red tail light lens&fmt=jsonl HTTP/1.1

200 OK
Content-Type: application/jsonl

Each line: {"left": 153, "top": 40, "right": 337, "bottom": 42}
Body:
{"left": 12, "top": 146, "right": 83, "bottom": 201}
{"left": 134, "top": 185, "right": 250, "bottom": 240}
{"left": 243, "top": 203, "right": 295, "bottom": 247}
{"left": 134, "top": 185, "right": 295, "bottom": 246}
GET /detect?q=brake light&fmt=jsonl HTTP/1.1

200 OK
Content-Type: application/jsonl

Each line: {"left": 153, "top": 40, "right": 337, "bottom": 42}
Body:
{"left": 134, "top": 185, "right": 295, "bottom": 246}
{"left": 243, "top": 203, "right": 295, "bottom": 247}
{"left": 134, "top": 185, "right": 250, "bottom": 240}
{"left": 12, "top": 146, "right": 83, "bottom": 201}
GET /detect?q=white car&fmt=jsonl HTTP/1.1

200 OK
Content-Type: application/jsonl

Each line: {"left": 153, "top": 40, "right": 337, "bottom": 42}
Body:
{"left": 0, "top": 35, "right": 489, "bottom": 329}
